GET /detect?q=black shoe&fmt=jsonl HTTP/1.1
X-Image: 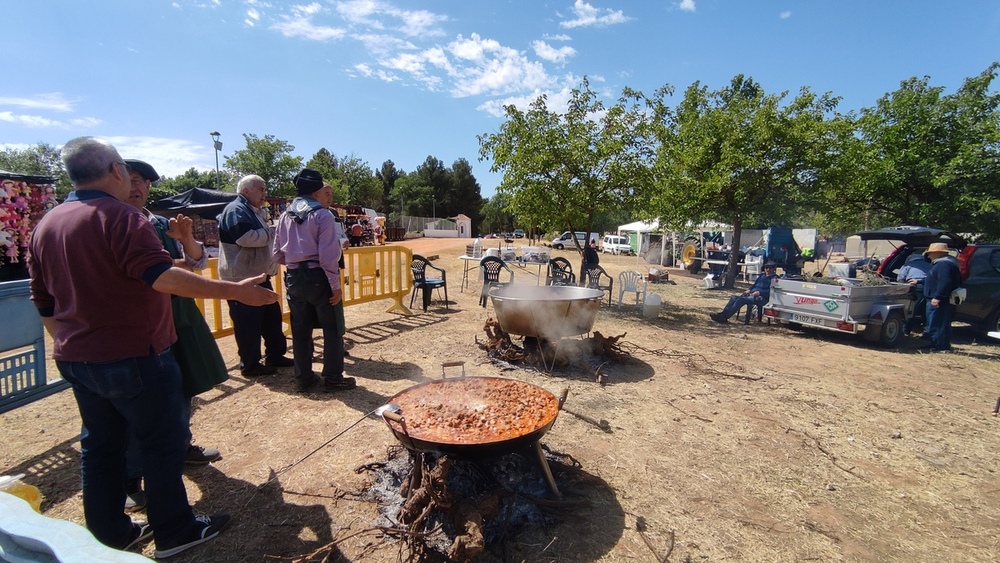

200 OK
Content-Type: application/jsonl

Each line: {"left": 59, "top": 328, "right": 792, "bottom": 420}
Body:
{"left": 709, "top": 313, "right": 728, "bottom": 324}
{"left": 153, "top": 514, "right": 230, "bottom": 559}
{"left": 124, "top": 521, "right": 153, "bottom": 551}
{"left": 264, "top": 356, "right": 295, "bottom": 368}
{"left": 124, "top": 477, "right": 146, "bottom": 512}
{"left": 323, "top": 377, "right": 357, "bottom": 392}
{"left": 919, "top": 342, "right": 936, "bottom": 349}
{"left": 297, "top": 375, "right": 322, "bottom": 393}
{"left": 930, "top": 347, "right": 952, "bottom": 353}
{"left": 241, "top": 363, "right": 278, "bottom": 377}
{"left": 184, "top": 444, "right": 221, "bottom": 465}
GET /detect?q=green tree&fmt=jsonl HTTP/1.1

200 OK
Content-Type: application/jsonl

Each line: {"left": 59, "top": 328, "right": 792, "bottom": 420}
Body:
{"left": 376, "top": 160, "right": 402, "bottom": 213}
{"left": 338, "top": 155, "right": 381, "bottom": 209}
{"left": 478, "top": 77, "right": 658, "bottom": 255}
{"left": 224, "top": 133, "right": 302, "bottom": 198}
{"left": 480, "top": 193, "right": 516, "bottom": 235}
{"left": 153, "top": 167, "right": 230, "bottom": 202}
{"left": 389, "top": 173, "right": 432, "bottom": 228}
{"left": 827, "top": 63, "right": 1000, "bottom": 239}
{"left": 449, "top": 158, "right": 485, "bottom": 229}
{"left": 651, "top": 75, "right": 839, "bottom": 288}
{"left": 0, "top": 143, "right": 71, "bottom": 195}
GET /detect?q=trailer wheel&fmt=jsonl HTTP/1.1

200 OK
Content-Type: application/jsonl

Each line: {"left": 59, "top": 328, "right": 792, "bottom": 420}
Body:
{"left": 876, "top": 311, "right": 905, "bottom": 348}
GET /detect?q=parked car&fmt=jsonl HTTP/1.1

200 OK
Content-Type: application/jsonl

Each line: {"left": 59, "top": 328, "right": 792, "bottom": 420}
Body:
{"left": 600, "top": 234, "right": 632, "bottom": 255}
{"left": 513, "top": 229, "right": 525, "bottom": 239}
{"left": 861, "top": 226, "right": 1000, "bottom": 334}
{"left": 549, "top": 231, "right": 601, "bottom": 250}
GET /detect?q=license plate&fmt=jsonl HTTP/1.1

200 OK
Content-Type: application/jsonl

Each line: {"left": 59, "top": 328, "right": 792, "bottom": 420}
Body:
{"left": 790, "top": 313, "right": 824, "bottom": 326}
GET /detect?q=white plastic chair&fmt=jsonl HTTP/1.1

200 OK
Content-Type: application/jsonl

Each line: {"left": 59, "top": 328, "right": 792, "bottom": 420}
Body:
{"left": 617, "top": 271, "right": 647, "bottom": 309}
{"left": 742, "top": 255, "right": 763, "bottom": 282}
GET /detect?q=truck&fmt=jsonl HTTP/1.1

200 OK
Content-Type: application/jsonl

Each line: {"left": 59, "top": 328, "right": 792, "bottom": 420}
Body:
{"left": 763, "top": 277, "right": 915, "bottom": 347}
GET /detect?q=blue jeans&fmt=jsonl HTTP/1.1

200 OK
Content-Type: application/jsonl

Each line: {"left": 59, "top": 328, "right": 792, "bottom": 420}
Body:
{"left": 925, "top": 300, "right": 956, "bottom": 349}
{"left": 719, "top": 295, "right": 761, "bottom": 321}
{"left": 57, "top": 351, "right": 195, "bottom": 548}
{"left": 126, "top": 399, "right": 192, "bottom": 481}
{"left": 284, "top": 267, "right": 345, "bottom": 384}
{"left": 227, "top": 278, "right": 287, "bottom": 369}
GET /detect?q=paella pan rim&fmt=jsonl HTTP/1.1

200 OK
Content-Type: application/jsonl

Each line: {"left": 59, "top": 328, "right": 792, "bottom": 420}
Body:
{"left": 383, "top": 376, "right": 561, "bottom": 453}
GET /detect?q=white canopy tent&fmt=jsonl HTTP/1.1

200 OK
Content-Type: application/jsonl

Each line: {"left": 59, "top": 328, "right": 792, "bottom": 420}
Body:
{"left": 616, "top": 219, "right": 660, "bottom": 255}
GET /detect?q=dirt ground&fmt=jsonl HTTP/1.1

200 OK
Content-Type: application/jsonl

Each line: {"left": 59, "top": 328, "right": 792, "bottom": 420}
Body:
{"left": 3, "top": 236, "right": 1000, "bottom": 562}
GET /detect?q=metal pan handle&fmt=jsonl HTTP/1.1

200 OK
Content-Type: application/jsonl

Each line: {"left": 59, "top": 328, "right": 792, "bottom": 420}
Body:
{"left": 441, "top": 361, "right": 466, "bottom": 379}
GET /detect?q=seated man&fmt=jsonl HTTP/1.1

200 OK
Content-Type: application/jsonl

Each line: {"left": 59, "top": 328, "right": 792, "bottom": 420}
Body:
{"left": 709, "top": 261, "right": 779, "bottom": 323}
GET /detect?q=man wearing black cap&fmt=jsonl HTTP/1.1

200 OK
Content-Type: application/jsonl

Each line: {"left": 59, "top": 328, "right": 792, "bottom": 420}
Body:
{"left": 273, "top": 168, "right": 356, "bottom": 393}
{"left": 709, "top": 261, "right": 780, "bottom": 323}
{"left": 121, "top": 159, "right": 226, "bottom": 509}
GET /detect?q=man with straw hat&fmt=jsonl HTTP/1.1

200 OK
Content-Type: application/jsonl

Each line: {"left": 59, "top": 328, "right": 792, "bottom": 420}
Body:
{"left": 921, "top": 242, "right": 961, "bottom": 352}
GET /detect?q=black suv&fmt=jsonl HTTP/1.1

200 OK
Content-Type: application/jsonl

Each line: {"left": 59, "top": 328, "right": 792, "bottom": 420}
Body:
{"left": 856, "top": 226, "right": 1000, "bottom": 334}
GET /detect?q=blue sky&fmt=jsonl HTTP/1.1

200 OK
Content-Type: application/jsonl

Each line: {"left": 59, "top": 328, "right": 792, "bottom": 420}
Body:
{"left": 2, "top": 1, "right": 999, "bottom": 200}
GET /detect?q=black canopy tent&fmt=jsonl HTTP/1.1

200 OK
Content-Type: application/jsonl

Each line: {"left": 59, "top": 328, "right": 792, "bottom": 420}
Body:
{"left": 149, "top": 187, "right": 237, "bottom": 220}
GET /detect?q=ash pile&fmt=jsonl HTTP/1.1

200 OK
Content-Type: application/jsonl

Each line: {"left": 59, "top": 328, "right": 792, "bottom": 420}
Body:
{"left": 360, "top": 445, "right": 591, "bottom": 561}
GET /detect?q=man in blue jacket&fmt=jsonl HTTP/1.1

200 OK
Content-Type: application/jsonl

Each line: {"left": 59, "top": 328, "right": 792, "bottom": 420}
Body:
{"left": 921, "top": 242, "right": 962, "bottom": 352}
{"left": 217, "top": 176, "right": 294, "bottom": 376}
{"left": 709, "top": 261, "right": 779, "bottom": 323}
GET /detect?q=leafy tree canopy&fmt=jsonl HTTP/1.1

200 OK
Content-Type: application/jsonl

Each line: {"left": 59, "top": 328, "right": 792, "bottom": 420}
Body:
{"left": 0, "top": 143, "right": 71, "bottom": 195}
{"left": 479, "top": 77, "right": 658, "bottom": 251}
{"left": 224, "top": 133, "right": 302, "bottom": 197}
{"left": 827, "top": 63, "right": 1000, "bottom": 240}
{"left": 650, "top": 75, "right": 841, "bottom": 287}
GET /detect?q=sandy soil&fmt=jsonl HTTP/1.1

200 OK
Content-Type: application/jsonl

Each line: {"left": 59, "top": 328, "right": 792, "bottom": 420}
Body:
{"left": 2, "top": 236, "right": 1000, "bottom": 562}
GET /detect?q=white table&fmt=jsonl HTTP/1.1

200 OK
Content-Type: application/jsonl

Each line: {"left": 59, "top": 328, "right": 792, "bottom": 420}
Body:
{"left": 458, "top": 255, "right": 482, "bottom": 292}
{"left": 511, "top": 257, "right": 545, "bottom": 284}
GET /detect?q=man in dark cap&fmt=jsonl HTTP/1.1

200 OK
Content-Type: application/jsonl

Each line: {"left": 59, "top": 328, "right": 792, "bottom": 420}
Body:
{"left": 273, "top": 168, "right": 356, "bottom": 393}
{"left": 709, "top": 261, "right": 780, "bottom": 323}
{"left": 120, "top": 159, "right": 226, "bottom": 510}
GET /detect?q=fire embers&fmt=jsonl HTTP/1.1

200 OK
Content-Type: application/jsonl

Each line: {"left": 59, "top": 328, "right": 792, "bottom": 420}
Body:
{"left": 361, "top": 446, "right": 585, "bottom": 561}
{"left": 479, "top": 318, "right": 629, "bottom": 371}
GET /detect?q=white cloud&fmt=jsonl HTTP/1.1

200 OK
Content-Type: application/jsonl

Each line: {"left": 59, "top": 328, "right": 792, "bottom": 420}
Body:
{"left": 780, "top": 11, "right": 792, "bottom": 19}
{"left": 679, "top": 0, "right": 696, "bottom": 12}
{"left": 245, "top": 7, "right": 260, "bottom": 27}
{"left": 560, "top": 0, "right": 629, "bottom": 29}
{"left": 107, "top": 136, "right": 217, "bottom": 178}
{"left": 272, "top": 3, "right": 346, "bottom": 41}
{"left": 337, "top": 0, "right": 381, "bottom": 23}
{"left": 543, "top": 33, "right": 572, "bottom": 42}
{"left": 0, "top": 93, "right": 75, "bottom": 113}
{"left": 477, "top": 85, "right": 577, "bottom": 117}
{"left": 272, "top": 19, "right": 346, "bottom": 40}
{"left": 0, "top": 111, "right": 101, "bottom": 129}
{"left": 392, "top": 8, "right": 446, "bottom": 37}
{"left": 533, "top": 40, "right": 575, "bottom": 64}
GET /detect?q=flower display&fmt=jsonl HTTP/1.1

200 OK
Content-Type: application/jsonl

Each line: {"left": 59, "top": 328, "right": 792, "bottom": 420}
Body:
{"left": 1, "top": 179, "right": 57, "bottom": 264}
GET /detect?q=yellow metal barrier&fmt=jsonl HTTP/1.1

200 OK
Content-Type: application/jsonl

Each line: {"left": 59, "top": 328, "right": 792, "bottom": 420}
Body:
{"left": 194, "top": 246, "right": 414, "bottom": 339}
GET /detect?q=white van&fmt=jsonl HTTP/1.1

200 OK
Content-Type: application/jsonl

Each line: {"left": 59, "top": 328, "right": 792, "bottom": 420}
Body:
{"left": 550, "top": 231, "right": 601, "bottom": 250}
{"left": 601, "top": 234, "right": 632, "bottom": 255}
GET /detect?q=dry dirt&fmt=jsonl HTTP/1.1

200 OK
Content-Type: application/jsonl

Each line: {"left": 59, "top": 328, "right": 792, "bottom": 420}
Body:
{"left": 3, "top": 236, "right": 1000, "bottom": 562}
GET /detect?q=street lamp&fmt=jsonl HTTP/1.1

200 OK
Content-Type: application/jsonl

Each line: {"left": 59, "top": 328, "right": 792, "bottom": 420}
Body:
{"left": 210, "top": 131, "right": 222, "bottom": 190}
{"left": 432, "top": 194, "right": 435, "bottom": 223}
